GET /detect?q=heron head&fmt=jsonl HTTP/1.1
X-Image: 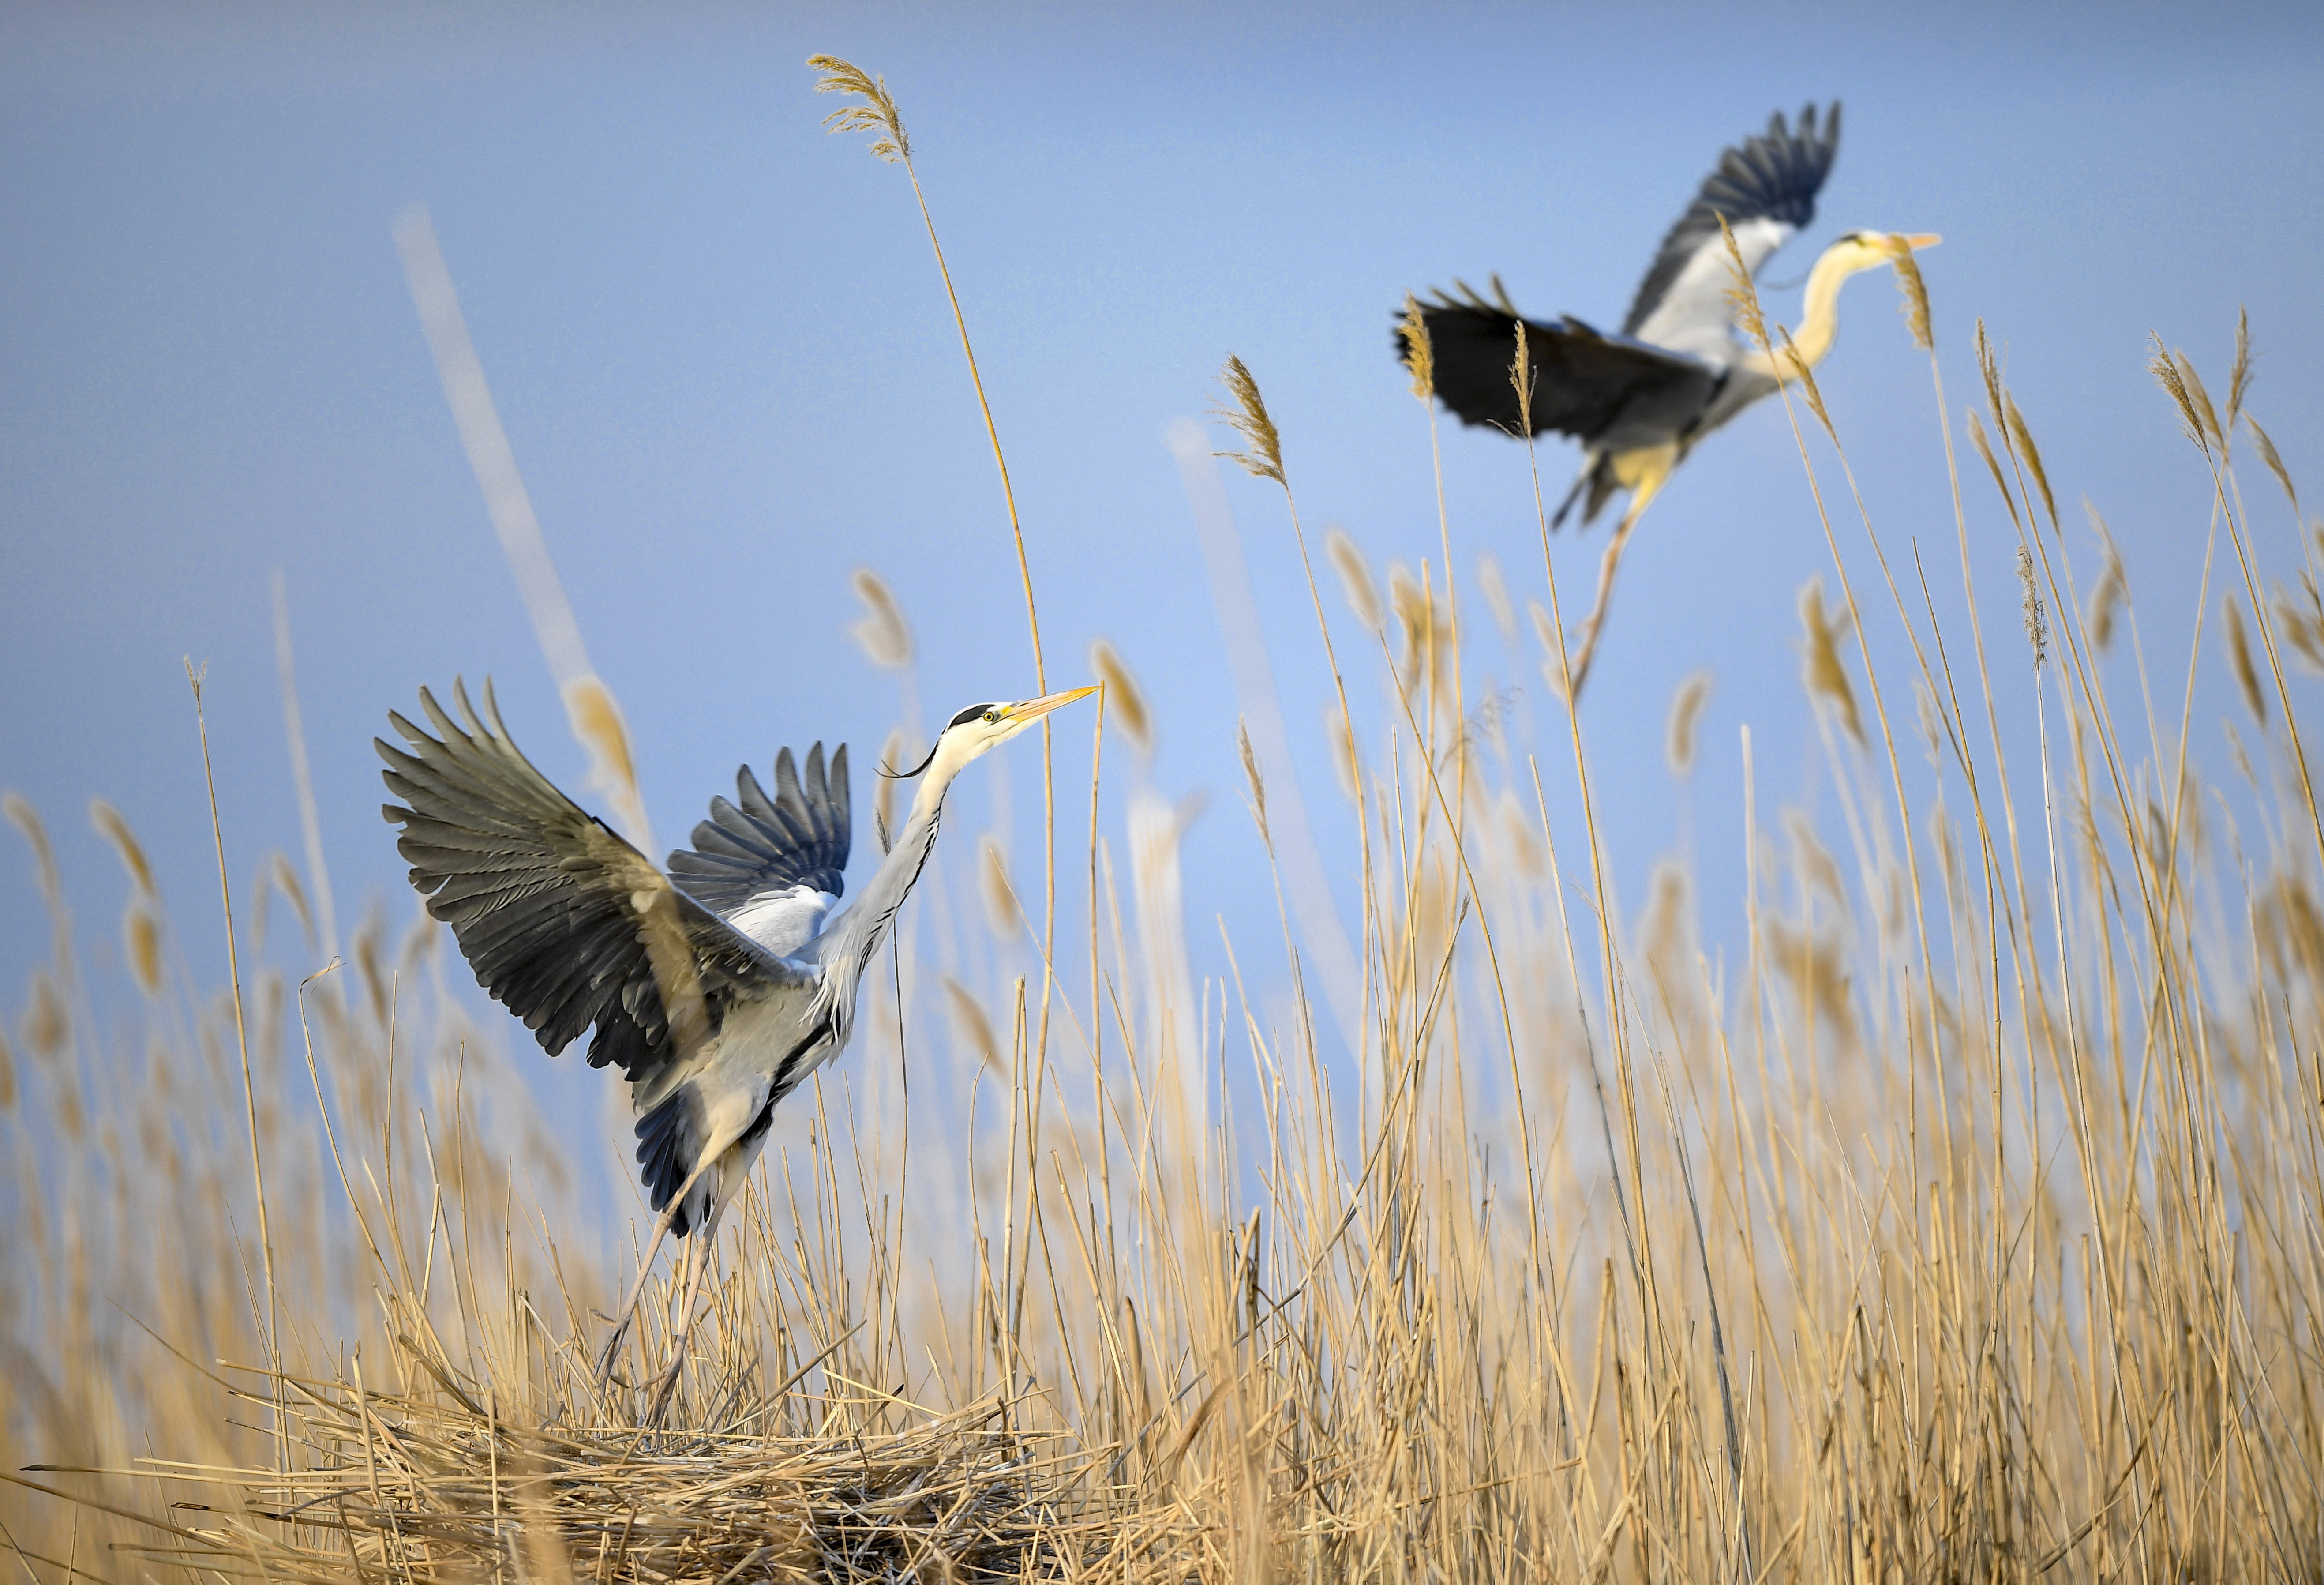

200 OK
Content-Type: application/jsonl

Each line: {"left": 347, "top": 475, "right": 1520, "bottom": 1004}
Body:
{"left": 1830, "top": 230, "right": 1942, "bottom": 274}
{"left": 945, "top": 686, "right": 1101, "bottom": 756}
{"left": 886, "top": 686, "right": 1102, "bottom": 791}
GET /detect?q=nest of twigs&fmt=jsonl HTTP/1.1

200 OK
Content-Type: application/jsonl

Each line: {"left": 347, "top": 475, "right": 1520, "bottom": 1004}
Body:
{"left": 87, "top": 1342, "right": 1175, "bottom": 1585}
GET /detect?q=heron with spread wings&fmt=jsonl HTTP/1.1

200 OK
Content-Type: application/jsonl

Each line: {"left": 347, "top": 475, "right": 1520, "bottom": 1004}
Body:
{"left": 1401, "top": 104, "right": 1937, "bottom": 698}
{"left": 379, "top": 679, "right": 1095, "bottom": 1413}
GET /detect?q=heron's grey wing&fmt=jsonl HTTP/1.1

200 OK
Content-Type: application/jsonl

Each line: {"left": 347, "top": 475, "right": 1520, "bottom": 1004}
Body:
{"left": 1622, "top": 103, "right": 1842, "bottom": 360}
{"left": 379, "top": 680, "right": 803, "bottom": 1086}
{"left": 1407, "top": 295, "right": 1719, "bottom": 443}
{"left": 666, "top": 744, "right": 853, "bottom": 913}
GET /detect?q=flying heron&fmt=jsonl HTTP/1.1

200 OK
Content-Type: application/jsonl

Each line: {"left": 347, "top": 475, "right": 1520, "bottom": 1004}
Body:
{"left": 1399, "top": 104, "right": 1937, "bottom": 697}
{"left": 379, "top": 678, "right": 1096, "bottom": 1410}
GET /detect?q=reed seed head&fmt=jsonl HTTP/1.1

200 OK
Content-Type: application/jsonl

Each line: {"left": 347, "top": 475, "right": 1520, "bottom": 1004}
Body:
{"left": 1211, "top": 355, "right": 1285, "bottom": 485}
{"left": 2148, "top": 336, "right": 2209, "bottom": 454}
{"left": 1399, "top": 293, "right": 1434, "bottom": 403}
{"left": 1476, "top": 553, "right": 1515, "bottom": 644}
{"left": 2246, "top": 414, "right": 2298, "bottom": 512}
{"left": 1237, "top": 719, "right": 1269, "bottom": 846}
{"left": 1527, "top": 598, "right": 1559, "bottom": 661}
{"left": 1665, "top": 670, "right": 1714, "bottom": 779}
{"left": 1966, "top": 410, "right": 2023, "bottom": 533}
{"left": 564, "top": 675, "right": 643, "bottom": 831}
{"left": 1762, "top": 916, "right": 1859, "bottom": 1051}
{"left": 123, "top": 901, "right": 163, "bottom": 999}
{"left": 4, "top": 792, "right": 63, "bottom": 917}
{"left": 942, "top": 977, "right": 1003, "bottom": 1072}
{"left": 2271, "top": 580, "right": 2324, "bottom": 676}
{"left": 1784, "top": 808, "right": 1848, "bottom": 914}
{"left": 850, "top": 569, "right": 914, "bottom": 669}
{"left": 1089, "top": 639, "right": 1152, "bottom": 755}
{"left": 807, "top": 55, "right": 910, "bottom": 164}
{"left": 2228, "top": 307, "right": 2252, "bottom": 430}
{"left": 1975, "top": 320, "right": 2005, "bottom": 434}
{"left": 272, "top": 851, "right": 315, "bottom": 949}
{"left": 1498, "top": 791, "right": 1546, "bottom": 879}
{"left": 1325, "top": 706, "right": 1359, "bottom": 803}
{"left": 1719, "top": 215, "right": 1768, "bottom": 349}
{"left": 2003, "top": 394, "right": 2058, "bottom": 533}
{"left": 353, "top": 909, "right": 389, "bottom": 1029}
{"left": 2016, "top": 545, "right": 2048, "bottom": 671}
{"left": 90, "top": 798, "right": 154, "bottom": 896}
{"left": 1388, "top": 563, "right": 1429, "bottom": 679}
{"left": 1507, "top": 320, "right": 1536, "bottom": 436}
{"left": 2088, "top": 548, "right": 2127, "bottom": 656}
{"left": 1326, "top": 530, "right": 1383, "bottom": 636}
{"left": 21, "top": 969, "right": 67, "bottom": 1059}
{"left": 398, "top": 910, "right": 441, "bottom": 977}
{"left": 1915, "top": 679, "right": 1947, "bottom": 768}
{"left": 1884, "top": 233, "right": 1934, "bottom": 352}
{"left": 978, "top": 835, "right": 1021, "bottom": 939}
{"left": 2259, "top": 873, "right": 2324, "bottom": 986}
{"left": 52, "top": 1067, "right": 84, "bottom": 1142}
{"left": 2174, "top": 352, "right": 2224, "bottom": 453}
{"left": 2224, "top": 596, "right": 2266, "bottom": 724}
{"left": 1640, "top": 861, "right": 1702, "bottom": 1020}
{"left": 1796, "top": 575, "right": 1864, "bottom": 745}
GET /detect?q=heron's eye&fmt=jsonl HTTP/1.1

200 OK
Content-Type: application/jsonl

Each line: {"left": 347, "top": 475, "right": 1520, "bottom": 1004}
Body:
{"left": 984, "top": 709, "right": 1002, "bottom": 724}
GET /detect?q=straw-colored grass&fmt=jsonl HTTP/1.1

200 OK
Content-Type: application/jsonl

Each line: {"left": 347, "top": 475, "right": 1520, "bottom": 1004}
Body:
{"left": 6, "top": 70, "right": 2323, "bottom": 1585}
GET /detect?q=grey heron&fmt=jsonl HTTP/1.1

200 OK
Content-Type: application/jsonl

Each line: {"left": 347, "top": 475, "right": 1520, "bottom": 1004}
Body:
{"left": 378, "top": 678, "right": 1096, "bottom": 1408}
{"left": 1399, "top": 104, "right": 1938, "bottom": 697}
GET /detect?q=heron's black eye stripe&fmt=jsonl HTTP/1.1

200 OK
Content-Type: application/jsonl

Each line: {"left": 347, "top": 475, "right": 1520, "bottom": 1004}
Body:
{"left": 947, "top": 704, "right": 987, "bottom": 729}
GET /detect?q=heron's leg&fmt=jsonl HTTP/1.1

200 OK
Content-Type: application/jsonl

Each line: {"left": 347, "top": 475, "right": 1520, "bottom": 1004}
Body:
{"left": 642, "top": 1198, "right": 730, "bottom": 1427}
{"left": 596, "top": 1150, "right": 723, "bottom": 1385}
{"left": 1561, "top": 450, "right": 1674, "bottom": 702}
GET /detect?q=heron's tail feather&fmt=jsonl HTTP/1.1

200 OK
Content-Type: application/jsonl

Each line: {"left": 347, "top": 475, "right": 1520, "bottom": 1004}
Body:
{"left": 635, "top": 1083, "right": 706, "bottom": 1238}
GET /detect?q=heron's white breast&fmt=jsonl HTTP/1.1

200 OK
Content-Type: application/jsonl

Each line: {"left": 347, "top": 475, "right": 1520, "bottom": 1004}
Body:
{"left": 628, "top": 990, "right": 825, "bottom": 1130}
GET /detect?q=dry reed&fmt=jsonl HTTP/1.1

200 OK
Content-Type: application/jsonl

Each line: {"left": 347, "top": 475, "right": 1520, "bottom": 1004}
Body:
{"left": 5, "top": 137, "right": 2323, "bottom": 1585}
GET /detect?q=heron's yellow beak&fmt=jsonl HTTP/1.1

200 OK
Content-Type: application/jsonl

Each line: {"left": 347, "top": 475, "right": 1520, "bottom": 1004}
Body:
{"left": 1003, "top": 685, "right": 1101, "bottom": 724}
{"left": 1899, "top": 233, "right": 1942, "bottom": 251}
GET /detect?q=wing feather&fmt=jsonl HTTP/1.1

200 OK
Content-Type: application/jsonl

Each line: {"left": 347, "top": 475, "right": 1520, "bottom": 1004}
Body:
{"left": 667, "top": 743, "right": 852, "bottom": 913}
{"left": 1623, "top": 103, "right": 1842, "bottom": 358}
{"left": 1406, "top": 288, "right": 1720, "bottom": 442}
{"left": 379, "top": 679, "right": 804, "bottom": 1085}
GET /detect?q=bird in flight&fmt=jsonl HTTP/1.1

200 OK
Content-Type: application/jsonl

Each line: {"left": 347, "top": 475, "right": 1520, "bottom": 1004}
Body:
{"left": 1399, "top": 104, "right": 1937, "bottom": 698}
{"left": 379, "top": 678, "right": 1096, "bottom": 1413}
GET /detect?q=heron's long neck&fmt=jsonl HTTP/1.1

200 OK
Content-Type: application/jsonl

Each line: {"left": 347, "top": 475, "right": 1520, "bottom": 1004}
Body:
{"left": 841, "top": 771, "right": 955, "bottom": 968}
{"left": 1741, "top": 249, "right": 1858, "bottom": 383}
{"left": 804, "top": 767, "right": 951, "bottom": 1045}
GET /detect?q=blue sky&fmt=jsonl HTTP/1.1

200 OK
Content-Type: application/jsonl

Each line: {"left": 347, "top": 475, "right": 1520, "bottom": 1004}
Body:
{"left": 4, "top": 1, "right": 2319, "bottom": 1147}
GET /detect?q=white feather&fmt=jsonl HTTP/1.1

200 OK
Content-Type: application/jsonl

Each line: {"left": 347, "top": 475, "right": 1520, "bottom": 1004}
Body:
{"left": 1631, "top": 216, "right": 1791, "bottom": 366}
{"left": 725, "top": 884, "right": 840, "bottom": 957}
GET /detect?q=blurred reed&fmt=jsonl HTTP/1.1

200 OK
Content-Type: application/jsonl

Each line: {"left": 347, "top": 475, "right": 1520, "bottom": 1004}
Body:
{"left": 4, "top": 153, "right": 2320, "bottom": 1585}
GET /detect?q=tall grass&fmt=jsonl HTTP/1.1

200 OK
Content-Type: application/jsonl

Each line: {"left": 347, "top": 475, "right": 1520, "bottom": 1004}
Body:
{"left": 7, "top": 143, "right": 2324, "bottom": 1585}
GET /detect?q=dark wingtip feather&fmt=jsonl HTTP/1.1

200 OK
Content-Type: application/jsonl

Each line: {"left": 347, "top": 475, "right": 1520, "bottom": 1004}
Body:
{"left": 1620, "top": 101, "right": 1844, "bottom": 338}
{"left": 668, "top": 738, "right": 855, "bottom": 910}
